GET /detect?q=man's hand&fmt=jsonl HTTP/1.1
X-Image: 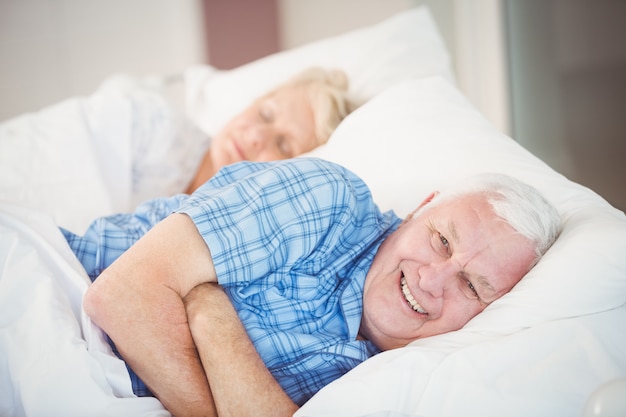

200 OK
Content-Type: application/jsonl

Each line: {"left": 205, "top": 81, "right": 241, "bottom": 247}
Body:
{"left": 185, "top": 283, "right": 299, "bottom": 417}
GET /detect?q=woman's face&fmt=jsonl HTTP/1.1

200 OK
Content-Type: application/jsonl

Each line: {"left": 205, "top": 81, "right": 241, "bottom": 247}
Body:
{"left": 210, "top": 85, "right": 318, "bottom": 170}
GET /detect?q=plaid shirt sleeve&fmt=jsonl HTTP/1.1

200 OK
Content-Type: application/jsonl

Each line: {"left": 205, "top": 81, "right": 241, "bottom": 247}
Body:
{"left": 62, "top": 194, "right": 188, "bottom": 280}
{"left": 178, "top": 158, "right": 387, "bottom": 289}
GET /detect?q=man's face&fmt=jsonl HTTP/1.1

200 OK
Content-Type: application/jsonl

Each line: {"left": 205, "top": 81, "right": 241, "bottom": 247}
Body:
{"left": 360, "top": 192, "right": 537, "bottom": 350}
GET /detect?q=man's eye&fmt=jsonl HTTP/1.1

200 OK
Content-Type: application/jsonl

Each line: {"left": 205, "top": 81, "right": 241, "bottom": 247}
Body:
{"left": 457, "top": 274, "right": 481, "bottom": 301}
{"left": 439, "top": 233, "right": 450, "bottom": 252}
{"left": 465, "top": 279, "right": 479, "bottom": 297}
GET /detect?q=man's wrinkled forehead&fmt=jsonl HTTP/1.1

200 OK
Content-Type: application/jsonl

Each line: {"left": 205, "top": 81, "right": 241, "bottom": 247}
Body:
{"left": 417, "top": 191, "right": 490, "bottom": 220}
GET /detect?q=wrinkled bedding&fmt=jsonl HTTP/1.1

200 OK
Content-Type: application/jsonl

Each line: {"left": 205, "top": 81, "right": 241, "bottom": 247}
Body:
{"left": 0, "top": 203, "right": 170, "bottom": 417}
{"left": 0, "top": 76, "right": 208, "bottom": 234}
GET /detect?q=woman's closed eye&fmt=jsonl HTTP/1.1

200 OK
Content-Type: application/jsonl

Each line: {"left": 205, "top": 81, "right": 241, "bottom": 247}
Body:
{"left": 276, "top": 136, "right": 293, "bottom": 157}
{"left": 259, "top": 106, "right": 273, "bottom": 122}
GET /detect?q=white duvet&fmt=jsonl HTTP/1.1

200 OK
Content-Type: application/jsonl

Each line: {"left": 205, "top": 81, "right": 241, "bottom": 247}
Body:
{"left": 0, "top": 203, "right": 169, "bottom": 417}
{"left": 0, "top": 76, "right": 205, "bottom": 416}
{"left": 0, "top": 75, "right": 208, "bottom": 234}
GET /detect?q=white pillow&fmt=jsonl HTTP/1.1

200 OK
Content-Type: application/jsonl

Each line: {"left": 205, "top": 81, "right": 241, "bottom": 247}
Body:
{"left": 183, "top": 6, "right": 454, "bottom": 136}
{"left": 296, "top": 76, "right": 626, "bottom": 417}
{"left": 306, "top": 75, "right": 626, "bottom": 322}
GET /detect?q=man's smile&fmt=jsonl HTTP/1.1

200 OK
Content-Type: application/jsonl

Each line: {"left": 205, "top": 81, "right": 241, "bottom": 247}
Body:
{"left": 400, "top": 274, "right": 428, "bottom": 314}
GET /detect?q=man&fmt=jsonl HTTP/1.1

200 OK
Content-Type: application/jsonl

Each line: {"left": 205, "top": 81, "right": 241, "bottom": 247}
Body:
{"left": 66, "top": 158, "right": 561, "bottom": 416}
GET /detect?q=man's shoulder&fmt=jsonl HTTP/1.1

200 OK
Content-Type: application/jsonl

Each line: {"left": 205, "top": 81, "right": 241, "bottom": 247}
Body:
{"left": 280, "top": 157, "right": 366, "bottom": 189}
{"left": 269, "top": 157, "right": 355, "bottom": 178}
{"left": 214, "top": 158, "right": 365, "bottom": 192}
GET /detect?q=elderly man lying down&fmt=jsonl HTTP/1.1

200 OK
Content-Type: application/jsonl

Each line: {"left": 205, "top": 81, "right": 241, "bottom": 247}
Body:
{"left": 62, "top": 158, "right": 561, "bottom": 416}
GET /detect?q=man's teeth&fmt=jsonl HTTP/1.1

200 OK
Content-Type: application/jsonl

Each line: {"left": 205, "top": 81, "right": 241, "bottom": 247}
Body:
{"left": 400, "top": 276, "right": 428, "bottom": 314}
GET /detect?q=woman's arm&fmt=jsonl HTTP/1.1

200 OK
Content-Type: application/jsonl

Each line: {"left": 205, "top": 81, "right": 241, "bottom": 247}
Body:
{"left": 185, "top": 283, "right": 299, "bottom": 417}
{"left": 83, "top": 213, "right": 218, "bottom": 416}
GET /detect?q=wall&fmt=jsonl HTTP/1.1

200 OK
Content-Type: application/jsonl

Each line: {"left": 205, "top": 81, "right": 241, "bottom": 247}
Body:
{"left": 0, "top": 1, "right": 436, "bottom": 120}
{"left": 0, "top": 0, "right": 206, "bottom": 121}
{"left": 506, "top": 0, "right": 626, "bottom": 210}
{"left": 203, "top": 0, "right": 280, "bottom": 69}
{"left": 0, "top": 1, "right": 425, "bottom": 121}
{"left": 278, "top": 0, "right": 418, "bottom": 49}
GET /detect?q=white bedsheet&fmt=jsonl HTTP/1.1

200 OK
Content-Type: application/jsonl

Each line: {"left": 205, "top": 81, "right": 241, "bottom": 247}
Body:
{"left": 297, "top": 306, "right": 626, "bottom": 417}
{"left": 0, "top": 203, "right": 170, "bottom": 417}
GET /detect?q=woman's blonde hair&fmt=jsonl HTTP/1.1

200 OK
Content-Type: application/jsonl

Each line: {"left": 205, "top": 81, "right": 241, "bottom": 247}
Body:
{"left": 270, "top": 67, "right": 356, "bottom": 146}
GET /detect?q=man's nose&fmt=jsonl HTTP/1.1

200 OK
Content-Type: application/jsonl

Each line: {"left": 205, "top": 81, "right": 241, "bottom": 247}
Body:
{"left": 417, "top": 261, "right": 457, "bottom": 298}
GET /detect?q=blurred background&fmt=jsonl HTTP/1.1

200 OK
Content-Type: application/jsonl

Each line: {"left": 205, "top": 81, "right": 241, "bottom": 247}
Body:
{"left": 1, "top": 0, "right": 624, "bottom": 209}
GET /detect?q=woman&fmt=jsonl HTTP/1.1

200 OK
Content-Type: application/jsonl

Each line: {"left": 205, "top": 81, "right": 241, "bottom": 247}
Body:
{"left": 0, "top": 67, "right": 355, "bottom": 233}
{"left": 185, "top": 67, "right": 355, "bottom": 193}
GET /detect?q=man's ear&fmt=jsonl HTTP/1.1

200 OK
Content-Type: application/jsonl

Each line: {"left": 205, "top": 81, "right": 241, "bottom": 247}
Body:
{"left": 403, "top": 191, "right": 439, "bottom": 224}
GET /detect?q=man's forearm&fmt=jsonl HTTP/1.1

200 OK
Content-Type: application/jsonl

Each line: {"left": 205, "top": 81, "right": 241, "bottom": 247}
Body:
{"left": 83, "top": 214, "right": 219, "bottom": 416}
{"left": 185, "top": 283, "right": 299, "bottom": 417}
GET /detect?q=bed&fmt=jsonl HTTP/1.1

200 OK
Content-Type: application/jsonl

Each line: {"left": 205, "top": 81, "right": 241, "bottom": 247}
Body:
{"left": 1, "top": 7, "right": 625, "bottom": 417}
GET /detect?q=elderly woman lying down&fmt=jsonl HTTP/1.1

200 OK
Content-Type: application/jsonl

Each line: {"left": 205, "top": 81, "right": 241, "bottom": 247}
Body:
{"left": 0, "top": 66, "right": 355, "bottom": 233}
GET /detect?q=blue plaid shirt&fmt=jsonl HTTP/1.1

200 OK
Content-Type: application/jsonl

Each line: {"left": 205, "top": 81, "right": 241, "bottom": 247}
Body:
{"left": 63, "top": 158, "right": 400, "bottom": 405}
